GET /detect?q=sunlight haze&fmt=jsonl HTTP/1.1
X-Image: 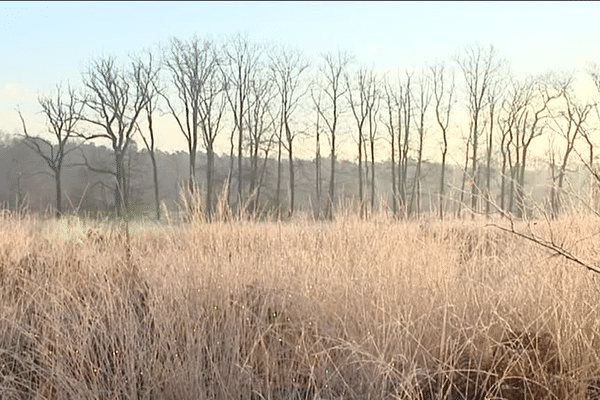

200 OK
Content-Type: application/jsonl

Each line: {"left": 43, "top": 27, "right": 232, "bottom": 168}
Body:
{"left": 2, "top": 1, "right": 600, "bottom": 157}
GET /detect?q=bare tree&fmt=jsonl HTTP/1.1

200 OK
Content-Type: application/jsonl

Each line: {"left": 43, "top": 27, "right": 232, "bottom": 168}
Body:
{"left": 346, "top": 67, "right": 377, "bottom": 217}
{"left": 275, "top": 106, "right": 283, "bottom": 216}
{"left": 456, "top": 134, "right": 471, "bottom": 218}
{"left": 409, "top": 70, "right": 432, "bottom": 217}
{"left": 548, "top": 83, "right": 592, "bottom": 216}
{"left": 310, "top": 86, "right": 324, "bottom": 219}
{"left": 578, "top": 122, "right": 598, "bottom": 209}
{"left": 497, "top": 74, "right": 568, "bottom": 217}
{"left": 580, "top": 64, "right": 600, "bottom": 209}
{"left": 221, "top": 33, "right": 262, "bottom": 212}
{"left": 456, "top": 44, "right": 502, "bottom": 216}
{"left": 430, "top": 63, "right": 455, "bottom": 220}
{"left": 483, "top": 73, "right": 504, "bottom": 217}
{"left": 246, "top": 66, "right": 277, "bottom": 214}
{"left": 134, "top": 50, "right": 162, "bottom": 221}
{"left": 367, "top": 75, "right": 380, "bottom": 213}
{"left": 198, "top": 51, "right": 227, "bottom": 220}
{"left": 381, "top": 77, "right": 399, "bottom": 215}
{"left": 82, "top": 55, "right": 149, "bottom": 216}
{"left": 497, "top": 77, "right": 526, "bottom": 215}
{"left": 162, "top": 35, "right": 217, "bottom": 204}
{"left": 18, "top": 84, "right": 85, "bottom": 217}
{"left": 313, "top": 51, "right": 352, "bottom": 220}
{"left": 270, "top": 46, "right": 309, "bottom": 217}
{"left": 516, "top": 75, "right": 567, "bottom": 217}
{"left": 398, "top": 73, "right": 412, "bottom": 217}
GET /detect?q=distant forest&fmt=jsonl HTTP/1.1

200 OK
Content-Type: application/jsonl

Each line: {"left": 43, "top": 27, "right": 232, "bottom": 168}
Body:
{"left": 3, "top": 35, "right": 600, "bottom": 220}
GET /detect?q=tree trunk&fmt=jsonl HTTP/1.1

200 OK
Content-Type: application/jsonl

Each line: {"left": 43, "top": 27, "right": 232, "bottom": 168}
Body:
{"left": 327, "top": 134, "right": 335, "bottom": 220}
{"left": 470, "top": 115, "right": 479, "bottom": 216}
{"left": 500, "top": 154, "right": 506, "bottom": 214}
{"left": 485, "top": 109, "right": 494, "bottom": 217}
{"left": 189, "top": 145, "right": 196, "bottom": 194}
{"left": 225, "top": 130, "right": 235, "bottom": 214}
{"left": 288, "top": 134, "right": 295, "bottom": 216}
{"left": 391, "top": 129, "right": 397, "bottom": 216}
{"left": 358, "top": 129, "right": 364, "bottom": 217}
{"left": 276, "top": 134, "right": 282, "bottom": 218}
{"left": 315, "top": 123, "right": 322, "bottom": 219}
{"left": 55, "top": 167, "right": 62, "bottom": 218}
{"left": 237, "top": 96, "right": 244, "bottom": 210}
{"left": 115, "top": 150, "right": 125, "bottom": 216}
{"left": 440, "top": 145, "right": 447, "bottom": 220}
{"left": 410, "top": 131, "right": 423, "bottom": 217}
{"left": 457, "top": 139, "right": 470, "bottom": 218}
{"left": 370, "top": 135, "right": 375, "bottom": 213}
{"left": 206, "top": 145, "right": 214, "bottom": 221}
{"left": 149, "top": 152, "right": 160, "bottom": 221}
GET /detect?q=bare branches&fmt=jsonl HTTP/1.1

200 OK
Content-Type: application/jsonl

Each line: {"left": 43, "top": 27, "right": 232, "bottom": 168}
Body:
{"left": 489, "top": 221, "right": 600, "bottom": 275}
{"left": 163, "top": 35, "right": 227, "bottom": 218}
{"left": 18, "top": 83, "right": 85, "bottom": 216}
{"left": 456, "top": 43, "right": 504, "bottom": 216}
{"left": 133, "top": 49, "right": 163, "bottom": 220}
{"left": 346, "top": 66, "right": 379, "bottom": 216}
{"left": 220, "top": 33, "right": 263, "bottom": 208}
{"left": 545, "top": 79, "right": 592, "bottom": 216}
{"left": 313, "top": 50, "right": 353, "bottom": 219}
{"left": 430, "top": 63, "right": 455, "bottom": 219}
{"left": 82, "top": 54, "right": 150, "bottom": 215}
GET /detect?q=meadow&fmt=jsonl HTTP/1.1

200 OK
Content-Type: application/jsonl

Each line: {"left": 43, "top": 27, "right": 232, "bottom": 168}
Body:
{"left": 1, "top": 209, "right": 599, "bottom": 399}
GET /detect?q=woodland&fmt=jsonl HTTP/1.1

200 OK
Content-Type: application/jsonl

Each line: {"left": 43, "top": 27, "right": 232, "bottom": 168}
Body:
{"left": 2, "top": 35, "right": 600, "bottom": 221}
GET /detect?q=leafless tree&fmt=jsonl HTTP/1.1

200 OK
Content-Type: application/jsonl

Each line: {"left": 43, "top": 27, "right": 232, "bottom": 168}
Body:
{"left": 270, "top": 46, "right": 309, "bottom": 217}
{"left": 134, "top": 50, "right": 162, "bottom": 221}
{"left": 246, "top": 66, "right": 277, "bottom": 214}
{"left": 430, "top": 63, "right": 455, "bottom": 220}
{"left": 310, "top": 86, "right": 324, "bottom": 219}
{"left": 398, "top": 73, "right": 412, "bottom": 217}
{"left": 497, "top": 77, "right": 526, "bottom": 215}
{"left": 198, "top": 53, "right": 227, "bottom": 220}
{"left": 516, "top": 75, "right": 567, "bottom": 216}
{"left": 548, "top": 82, "right": 592, "bottom": 216}
{"left": 578, "top": 121, "right": 598, "bottom": 209}
{"left": 483, "top": 72, "right": 504, "bottom": 217}
{"left": 409, "top": 70, "right": 432, "bottom": 217}
{"left": 456, "top": 44, "right": 502, "bottom": 216}
{"left": 313, "top": 50, "right": 353, "bottom": 220}
{"left": 162, "top": 35, "right": 218, "bottom": 208}
{"left": 81, "top": 55, "right": 150, "bottom": 216}
{"left": 581, "top": 64, "right": 600, "bottom": 209}
{"left": 381, "top": 77, "right": 399, "bottom": 215}
{"left": 498, "top": 74, "right": 567, "bottom": 217}
{"left": 221, "top": 33, "right": 262, "bottom": 212}
{"left": 346, "top": 67, "right": 378, "bottom": 217}
{"left": 366, "top": 75, "right": 380, "bottom": 213}
{"left": 18, "top": 84, "right": 85, "bottom": 217}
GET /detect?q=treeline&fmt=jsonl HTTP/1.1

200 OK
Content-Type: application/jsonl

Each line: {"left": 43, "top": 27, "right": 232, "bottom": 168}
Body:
{"left": 6, "top": 34, "right": 600, "bottom": 220}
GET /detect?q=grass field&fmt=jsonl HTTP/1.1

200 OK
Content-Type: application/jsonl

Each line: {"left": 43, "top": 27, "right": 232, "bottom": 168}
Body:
{"left": 1, "top": 210, "right": 600, "bottom": 399}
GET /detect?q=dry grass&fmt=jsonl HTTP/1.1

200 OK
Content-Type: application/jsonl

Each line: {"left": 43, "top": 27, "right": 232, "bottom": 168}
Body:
{"left": 1, "top": 210, "right": 600, "bottom": 399}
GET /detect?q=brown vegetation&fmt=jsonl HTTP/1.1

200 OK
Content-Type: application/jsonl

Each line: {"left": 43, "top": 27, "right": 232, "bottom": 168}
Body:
{"left": 1, "top": 211, "right": 600, "bottom": 398}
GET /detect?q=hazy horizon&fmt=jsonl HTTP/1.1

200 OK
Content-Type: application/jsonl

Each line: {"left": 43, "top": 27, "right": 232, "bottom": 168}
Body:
{"left": 2, "top": 1, "right": 600, "bottom": 159}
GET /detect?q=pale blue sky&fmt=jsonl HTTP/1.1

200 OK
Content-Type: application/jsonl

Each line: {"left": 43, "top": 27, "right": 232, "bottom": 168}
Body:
{"left": 2, "top": 1, "right": 600, "bottom": 153}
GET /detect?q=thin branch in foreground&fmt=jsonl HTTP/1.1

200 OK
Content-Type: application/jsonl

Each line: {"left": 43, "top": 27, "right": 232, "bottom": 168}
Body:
{"left": 487, "top": 222, "right": 600, "bottom": 275}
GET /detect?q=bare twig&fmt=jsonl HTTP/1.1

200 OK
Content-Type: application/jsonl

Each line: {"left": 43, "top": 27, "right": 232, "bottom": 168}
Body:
{"left": 487, "top": 221, "right": 600, "bottom": 275}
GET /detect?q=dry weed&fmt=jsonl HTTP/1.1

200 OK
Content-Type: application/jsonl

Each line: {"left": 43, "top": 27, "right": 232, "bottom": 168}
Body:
{"left": 0, "top": 213, "right": 598, "bottom": 398}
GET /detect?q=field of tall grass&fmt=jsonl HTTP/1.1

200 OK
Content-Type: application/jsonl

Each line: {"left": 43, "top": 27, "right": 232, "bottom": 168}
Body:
{"left": 1, "top": 209, "right": 600, "bottom": 399}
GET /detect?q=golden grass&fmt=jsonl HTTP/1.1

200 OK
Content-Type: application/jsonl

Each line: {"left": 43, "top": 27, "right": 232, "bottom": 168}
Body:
{"left": 1, "top": 211, "right": 600, "bottom": 399}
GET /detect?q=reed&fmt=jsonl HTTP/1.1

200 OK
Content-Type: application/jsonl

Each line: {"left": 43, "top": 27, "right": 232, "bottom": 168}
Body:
{"left": 0, "top": 211, "right": 598, "bottom": 398}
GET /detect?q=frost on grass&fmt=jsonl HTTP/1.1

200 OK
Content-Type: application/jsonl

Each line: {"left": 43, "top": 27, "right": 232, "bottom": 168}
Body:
{"left": 0, "top": 214, "right": 599, "bottom": 398}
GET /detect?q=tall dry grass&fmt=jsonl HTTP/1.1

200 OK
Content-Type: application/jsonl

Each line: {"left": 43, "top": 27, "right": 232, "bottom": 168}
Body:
{"left": 1, "top": 210, "right": 600, "bottom": 399}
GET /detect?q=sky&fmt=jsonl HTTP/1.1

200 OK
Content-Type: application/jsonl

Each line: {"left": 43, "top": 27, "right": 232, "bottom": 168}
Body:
{"left": 2, "top": 1, "right": 600, "bottom": 156}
